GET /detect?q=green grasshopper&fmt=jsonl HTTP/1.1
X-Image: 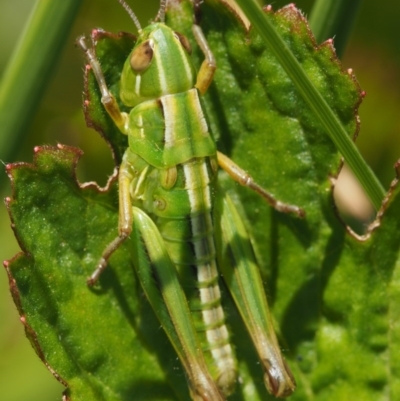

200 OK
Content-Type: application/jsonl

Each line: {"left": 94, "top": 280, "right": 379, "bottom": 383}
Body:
{"left": 78, "top": 0, "right": 303, "bottom": 399}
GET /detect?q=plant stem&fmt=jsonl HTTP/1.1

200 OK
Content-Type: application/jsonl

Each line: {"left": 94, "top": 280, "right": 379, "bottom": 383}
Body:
{"left": 0, "top": 0, "right": 83, "bottom": 172}
{"left": 309, "top": 0, "right": 363, "bottom": 58}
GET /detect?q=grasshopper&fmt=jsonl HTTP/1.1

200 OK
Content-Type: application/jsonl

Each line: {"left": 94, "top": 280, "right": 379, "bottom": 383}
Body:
{"left": 78, "top": 0, "right": 303, "bottom": 399}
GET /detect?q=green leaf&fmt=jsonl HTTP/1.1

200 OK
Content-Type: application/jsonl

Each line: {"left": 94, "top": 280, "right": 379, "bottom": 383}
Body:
{"left": 4, "top": 1, "right": 400, "bottom": 400}
{"left": 5, "top": 146, "right": 187, "bottom": 401}
{"left": 233, "top": 0, "right": 385, "bottom": 209}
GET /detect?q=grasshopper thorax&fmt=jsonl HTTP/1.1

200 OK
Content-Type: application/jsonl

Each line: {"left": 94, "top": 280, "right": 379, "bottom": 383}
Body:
{"left": 120, "top": 23, "right": 197, "bottom": 107}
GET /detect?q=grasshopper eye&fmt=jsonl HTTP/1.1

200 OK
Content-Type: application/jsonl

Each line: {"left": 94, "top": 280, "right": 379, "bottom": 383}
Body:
{"left": 174, "top": 32, "right": 192, "bottom": 54}
{"left": 130, "top": 39, "right": 154, "bottom": 72}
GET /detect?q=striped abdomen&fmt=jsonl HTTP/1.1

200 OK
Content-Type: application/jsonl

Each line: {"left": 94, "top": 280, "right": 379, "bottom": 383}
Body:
{"left": 154, "top": 158, "right": 237, "bottom": 394}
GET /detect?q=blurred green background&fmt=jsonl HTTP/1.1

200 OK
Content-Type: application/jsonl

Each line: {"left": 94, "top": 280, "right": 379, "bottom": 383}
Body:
{"left": 0, "top": 0, "right": 399, "bottom": 400}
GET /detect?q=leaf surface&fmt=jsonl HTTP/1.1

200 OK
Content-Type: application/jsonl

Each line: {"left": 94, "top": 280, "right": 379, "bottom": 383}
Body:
{"left": 5, "top": 1, "right": 400, "bottom": 400}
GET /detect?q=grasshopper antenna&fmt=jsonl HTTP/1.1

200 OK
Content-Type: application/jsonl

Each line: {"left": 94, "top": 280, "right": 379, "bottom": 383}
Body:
{"left": 116, "top": 0, "right": 142, "bottom": 32}
{"left": 155, "top": 0, "right": 167, "bottom": 23}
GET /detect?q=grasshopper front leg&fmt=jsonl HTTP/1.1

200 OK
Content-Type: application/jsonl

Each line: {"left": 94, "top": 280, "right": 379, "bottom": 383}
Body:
{"left": 216, "top": 194, "right": 296, "bottom": 398}
{"left": 77, "top": 35, "right": 133, "bottom": 285}
{"left": 192, "top": 24, "right": 216, "bottom": 95}
{"left": 77, "top": 36, "right": 129, "bottom": 134}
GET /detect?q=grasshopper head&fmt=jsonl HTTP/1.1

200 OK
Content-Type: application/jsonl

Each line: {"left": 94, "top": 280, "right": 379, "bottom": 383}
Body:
{"left": 120, "top": 23, "right": 196, "bottom": 107}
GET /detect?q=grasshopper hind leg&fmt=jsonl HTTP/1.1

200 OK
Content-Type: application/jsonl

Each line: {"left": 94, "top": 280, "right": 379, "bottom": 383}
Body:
{"left": 216, "top": 194, "right": 296, "bottom": 398}
{"left": 131, "top": 208, "right": 225, "bottom": 401}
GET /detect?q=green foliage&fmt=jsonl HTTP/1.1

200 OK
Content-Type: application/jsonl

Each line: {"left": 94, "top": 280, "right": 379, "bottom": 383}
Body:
{"left": 4, "top": 0, "right": 400, "bottom": 400}
{"left": 233, "top": 0, "right": 384, "bottom": 209}
{"left": 0, "top": 0, "right": 82, "bottom": 168}
{"left": 6, "top": 146, "right": 185, "bottom": 401}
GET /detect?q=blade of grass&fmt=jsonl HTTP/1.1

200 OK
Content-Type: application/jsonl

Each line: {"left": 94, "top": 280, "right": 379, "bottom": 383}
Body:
{"left": 309, "top": 0, "right": 363, "bottom": 58}
{"left": 234, "top": 0, "right": 385, "bottom": 211}
{"left": 0, "top": 0, "right": 83, "bottom": 172}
